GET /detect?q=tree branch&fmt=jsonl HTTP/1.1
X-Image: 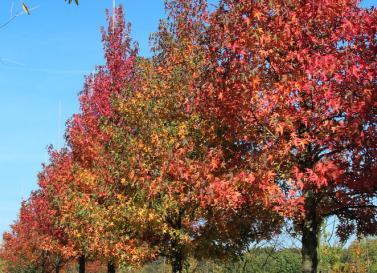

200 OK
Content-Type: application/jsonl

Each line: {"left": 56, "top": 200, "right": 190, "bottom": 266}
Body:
{"left": 0, "top": 5, "right": 39, "bottom": 30}
{"left": 323, "top": 204, "right": 377, "bottom": 218}
{"left": 0, "top": 13, "right": 19, "bottom": 29}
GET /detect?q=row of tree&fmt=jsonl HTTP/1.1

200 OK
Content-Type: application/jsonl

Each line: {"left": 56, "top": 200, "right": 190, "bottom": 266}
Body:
{"left": 1, "top": 1, "right": 376, "bottom": 273}
{"left": 3, "top": 236, "right": 377, "bottom": 273}
{"left": 141, "top": 238, "right": 377, "bottom": 273}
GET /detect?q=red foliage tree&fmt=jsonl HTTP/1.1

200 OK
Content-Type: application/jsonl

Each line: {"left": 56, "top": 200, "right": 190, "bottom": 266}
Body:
{"left": 1, "top": 189, "right": 74, "bottom": 273}
{"left": 196, "top": 0, "right": 377, "bottom": 272}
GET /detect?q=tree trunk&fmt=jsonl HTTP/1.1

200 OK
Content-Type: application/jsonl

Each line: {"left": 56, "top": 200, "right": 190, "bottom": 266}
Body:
{"left": 302, "top": 192, "right": 320, "bottom": 273}
{"left": 170, "top": 211, "right": 185, "bottom": 273}
{"left": 171, "top": 255, "right": 183, "bottom": 273}
{"left": 107, "top": 261, "right": 116, "bottom": 273}
{"left": 171, "top": 247, "right": 184, "bottom": 273}
{"left": 41, "top": 252, "right": 47, "bottom": 273}
{"left": 79, "top": 255, "right": 86, "bottom": 273}
{"left": 55, "top": 256, "right": 62, "bottom": 273}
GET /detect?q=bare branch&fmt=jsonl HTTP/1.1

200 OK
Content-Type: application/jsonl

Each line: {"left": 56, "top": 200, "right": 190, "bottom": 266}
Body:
{"left": 0, "top": 5, "right": 39, "bottom": 30}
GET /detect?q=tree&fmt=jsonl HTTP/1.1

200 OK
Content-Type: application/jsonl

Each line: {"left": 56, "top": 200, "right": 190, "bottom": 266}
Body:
{"left": 0, "top": 190, "right": 74, "bottom": 273}
{"left": 99, "top": 1, "right": 282, "bottom": 272}
{"left": 196, "top": 0, "right": 377, "bottom": 273}
{"left": 60, "top": 6, "right": 156, "bottom": 271}
{"left": 61, "top": 2, "right": 281, "bottom": 272}
{"left": 38, "top": 148, "right": 88, "bottom": 273}
{"left": 341, "top": 238, "right": 377, "bottom": 273}
{"left": 318, "top": 221, "right": 345, "bottom": 273}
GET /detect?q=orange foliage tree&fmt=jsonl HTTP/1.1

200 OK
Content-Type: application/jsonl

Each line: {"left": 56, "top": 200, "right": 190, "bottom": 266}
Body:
{"left": 60, "top": 3, "right": 280, "bottom": 272}
{"left": 98, "top": 2, "right": 281, "bottom": 272}
{"left": 59, "top": 6, "right": 153, "bottom": 271}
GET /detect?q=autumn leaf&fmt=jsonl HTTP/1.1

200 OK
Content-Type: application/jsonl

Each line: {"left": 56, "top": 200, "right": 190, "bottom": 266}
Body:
{"left": 22, "top": 3, "right": 30, "bottom": 15}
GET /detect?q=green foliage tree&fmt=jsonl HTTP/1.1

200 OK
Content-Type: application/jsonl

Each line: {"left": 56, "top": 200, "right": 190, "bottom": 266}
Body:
{"left": 341, "top": 239, "right": 377, "bottom": 273}
{"left": 217, "top": 248, "right": 301, "bottom": 273}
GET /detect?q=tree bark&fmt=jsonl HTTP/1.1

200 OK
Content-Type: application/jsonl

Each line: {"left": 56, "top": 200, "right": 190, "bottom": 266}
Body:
{"left": 79, "top": 255, "right": 86, "bottom": 273}
{"left": 41, "top": 252, "right": 47, "bottom": 273}
{"left": 301, "top": 192, "right": 320, "bottom": 273}
{"left": 41, "top": 264, "right": 47, "bottom": 273}
{"left": 171, "top": 253, "right": 184, "bottom": 273}
{"left": 107, "top": 261, "right": 116, "bottom": 273}
{"left": 170, "top": 245, "right": 184, "bottom": 273}
{"left": 55, "top": 256, "right": 63, "bottom": 273}
{"left": 169, "top": 210, "right": 185, "bottom": 273}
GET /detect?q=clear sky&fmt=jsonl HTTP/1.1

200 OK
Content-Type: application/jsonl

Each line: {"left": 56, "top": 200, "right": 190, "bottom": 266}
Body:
{"left": 0, "top": 0, "right": 376, "bottom": 236}
{"left": 0, "top": 0, "right": 166, "bottom": 235}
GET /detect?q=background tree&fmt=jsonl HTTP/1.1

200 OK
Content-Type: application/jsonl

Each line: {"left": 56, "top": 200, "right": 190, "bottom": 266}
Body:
{"left": 0, "top": 190, "right": 74, "bottom": 273}
{"left": 341, "top": 238, "right": 377, "bottom": 273}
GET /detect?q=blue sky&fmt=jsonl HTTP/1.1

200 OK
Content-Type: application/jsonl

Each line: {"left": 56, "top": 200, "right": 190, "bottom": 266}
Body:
{"left": 0, "top": 0, "right": 165, "bottom": 234}
{"left": 0, "top": 0, "right": 376, "bottom": 236}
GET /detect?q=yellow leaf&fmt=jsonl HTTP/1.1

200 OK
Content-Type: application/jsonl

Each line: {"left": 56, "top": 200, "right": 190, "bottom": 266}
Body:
{"left": 22, "top": 3, "right": 30, "bottom": 15}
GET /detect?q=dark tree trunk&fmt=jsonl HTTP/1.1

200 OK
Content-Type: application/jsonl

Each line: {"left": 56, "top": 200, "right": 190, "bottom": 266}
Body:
{"left": 55, "top": 256, "right": 63, "bottom": 273}
{"left": 170, "top": 246, "right": 184, "bottom": 273}
{"left": 170, "top": 210, "right": 185, "bottom": 273}
{"left": 301, "top": 192, "right": 320, "bottom": 273}
{"left": 107, "top": 261, "right": 116, "bottom": 273}
{"left": 41, "top": 252, "right": 47, "bottom": 273}
{"left": 171, "top": 255, "right": 183, "bottom": 273}
{"left": 79, "top": 255, "right": 86, "bottom": 273}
